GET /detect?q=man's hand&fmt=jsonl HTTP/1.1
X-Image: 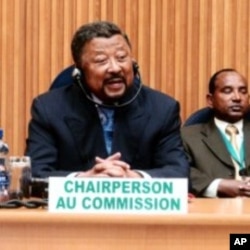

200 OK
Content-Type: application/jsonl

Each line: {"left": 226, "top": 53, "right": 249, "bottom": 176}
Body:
{"left": 76, "top": 152, "right": 142, "bottom": 178}
{"left": 218, "top": 179, "right": 250, "bottom": 197}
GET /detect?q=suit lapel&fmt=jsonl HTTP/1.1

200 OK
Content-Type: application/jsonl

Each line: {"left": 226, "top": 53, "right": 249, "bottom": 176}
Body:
{"left": 201, "top": 120, "right": 234, "bottom": 168}
{"left": 64, "top": 92, "right": 108, "bottom": 162}
{"left": 112, "top": 102, "right": 150, "bottom": 163}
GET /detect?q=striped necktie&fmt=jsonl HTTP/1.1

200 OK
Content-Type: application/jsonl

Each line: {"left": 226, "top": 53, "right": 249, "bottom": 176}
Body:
{"left": 225, "top": 124, "right": 241, "bottom": 179}
{"left": 225, "top": 125, "right": 239, "bottom": 152}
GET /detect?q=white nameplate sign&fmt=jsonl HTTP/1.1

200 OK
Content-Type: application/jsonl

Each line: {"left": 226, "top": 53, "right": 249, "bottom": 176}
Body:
{"left": 48, "top": 177, "right": 188, "bottom": 214}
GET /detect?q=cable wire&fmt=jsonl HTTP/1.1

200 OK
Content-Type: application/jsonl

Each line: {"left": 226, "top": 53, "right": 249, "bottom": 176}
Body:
{"left": 0, "top": 199, "right": 47, "bottom": 209}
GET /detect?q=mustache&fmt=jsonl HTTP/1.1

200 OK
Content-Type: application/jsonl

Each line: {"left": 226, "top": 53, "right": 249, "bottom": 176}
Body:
{"left": 104, "top": 74, "right": 126, "bottom": 83}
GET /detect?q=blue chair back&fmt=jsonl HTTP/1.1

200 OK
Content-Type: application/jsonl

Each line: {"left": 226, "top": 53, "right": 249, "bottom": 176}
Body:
{"left": 49, "top": 65, "right": 75, "bottom": 90}
{"left": 184, "top": 107, "right": 250, "bottom": 126}
{"left": 184, "top": 107, "right": 214, "bottom": 126}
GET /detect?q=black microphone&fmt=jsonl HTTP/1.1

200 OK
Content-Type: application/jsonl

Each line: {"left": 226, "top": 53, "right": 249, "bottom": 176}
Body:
{"left": 9, "top": 165, "right": 48, "bottom": 199}
{"left": 20, "top": 175, "right": 48, "bottom": 198}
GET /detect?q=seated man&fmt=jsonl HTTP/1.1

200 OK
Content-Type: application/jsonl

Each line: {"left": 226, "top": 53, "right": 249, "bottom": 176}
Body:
{"left": 25, "top": 21, "right": 189, "bottom": 180}
{"left": 181, "top": 68, "right": 250, "bottom": 197}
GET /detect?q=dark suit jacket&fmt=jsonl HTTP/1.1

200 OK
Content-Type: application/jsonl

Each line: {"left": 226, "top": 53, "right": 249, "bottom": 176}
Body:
{"left": 25, "top": 83, "right": 189, "bottom": 179}
{"left": 181, "top": 119, "right": 250, "bottom": 196}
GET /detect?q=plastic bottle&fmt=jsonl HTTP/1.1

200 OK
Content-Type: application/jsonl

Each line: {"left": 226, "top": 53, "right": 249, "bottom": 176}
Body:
{"left": 0, "top": 129, "right": 10, "bottom": 201}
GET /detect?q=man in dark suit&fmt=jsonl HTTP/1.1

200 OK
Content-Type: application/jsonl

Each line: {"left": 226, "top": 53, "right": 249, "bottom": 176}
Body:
{"left": 25, "top": 21, "right": 189, "bottom": 180}
{"left": 181, "top": 68, "right": 250, "bottom": 197}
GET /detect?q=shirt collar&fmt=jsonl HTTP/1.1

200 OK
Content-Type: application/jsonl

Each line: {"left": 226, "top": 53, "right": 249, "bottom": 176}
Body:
{"left": 214, "top": 117, "right": 243, "bottom": 135}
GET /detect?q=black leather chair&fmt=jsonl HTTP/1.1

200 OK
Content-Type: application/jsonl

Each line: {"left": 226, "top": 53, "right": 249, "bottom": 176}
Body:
{"left": 184, "top": 107, "right": 250, "bottom": 126}
{"left": 49, "top": 65, "right": 75, "bottom": 90}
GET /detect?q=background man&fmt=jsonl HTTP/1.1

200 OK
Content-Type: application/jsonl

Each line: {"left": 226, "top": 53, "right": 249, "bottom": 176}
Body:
{"left": 182, "top": 68, "right": 250, "bottom": 197}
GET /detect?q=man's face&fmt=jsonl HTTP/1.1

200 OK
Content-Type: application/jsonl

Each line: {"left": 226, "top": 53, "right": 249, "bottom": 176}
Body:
{"left": 207, "top": 71, "right": 249, "bottom": 123}
{"left": 79, "top": 35, "right": 134, "bottom": 103}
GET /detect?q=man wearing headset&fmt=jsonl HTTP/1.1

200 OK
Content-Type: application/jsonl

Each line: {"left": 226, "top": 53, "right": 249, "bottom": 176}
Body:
{"left": 25, "top": 21, "right": 189, "bottom": 180}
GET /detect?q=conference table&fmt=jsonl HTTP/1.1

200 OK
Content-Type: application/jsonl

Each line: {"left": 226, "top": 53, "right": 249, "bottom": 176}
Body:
{"left": 1, "top": 198, "right": 250, "bottom": 250}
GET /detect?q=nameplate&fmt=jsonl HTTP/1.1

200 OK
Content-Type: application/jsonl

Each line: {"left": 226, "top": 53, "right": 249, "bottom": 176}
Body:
{"left": 48, "top": 177, "right": 188, "bottom": 214}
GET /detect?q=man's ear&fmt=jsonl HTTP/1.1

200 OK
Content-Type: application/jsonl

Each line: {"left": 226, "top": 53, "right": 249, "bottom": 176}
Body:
{"left": 132, "top": 59, "right": 139, "bottom": 75}
{"left": 206, "top": 93, "right": 214, "bottom": 108}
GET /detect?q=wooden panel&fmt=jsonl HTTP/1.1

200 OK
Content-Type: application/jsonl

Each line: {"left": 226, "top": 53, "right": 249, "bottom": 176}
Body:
{"left": 1, "top": 0, "right": 250, "bottom": 155}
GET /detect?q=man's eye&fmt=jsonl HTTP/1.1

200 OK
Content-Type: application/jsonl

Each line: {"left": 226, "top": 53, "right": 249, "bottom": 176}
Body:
{"left": 222, "top": 88, "right": 232, "bottom": 93}
{"left": 95, "top": 58, "right": 107, "bottom": 64}
{"left": 117, "top": 54, "right": 127, "bottom": 61}
{"left": 240, "top": 88, "right": 248, "bottom": 94}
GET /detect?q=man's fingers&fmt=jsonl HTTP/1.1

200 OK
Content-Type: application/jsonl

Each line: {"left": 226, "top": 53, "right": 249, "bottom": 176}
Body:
{"left": 112, "top": 160, "right": 130, "bottom": 170}
{"left": 95, "top": 152, "right": 122, "bottom": 163}
{"left": 106, "top": 152, "right": 121, "bottom": 160}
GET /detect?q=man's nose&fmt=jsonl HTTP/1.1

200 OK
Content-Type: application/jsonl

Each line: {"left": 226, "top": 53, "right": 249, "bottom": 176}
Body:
{"left": 107, "top": 59, "right": 121, "bottom": 73}
{"left": 232, "top": 91, "right": 241, "bottom": 100}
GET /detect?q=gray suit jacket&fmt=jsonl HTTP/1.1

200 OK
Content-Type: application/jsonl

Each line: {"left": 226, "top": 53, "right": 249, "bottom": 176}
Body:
{"left": 181, "top": 119, "right": 250, "bottom": 196}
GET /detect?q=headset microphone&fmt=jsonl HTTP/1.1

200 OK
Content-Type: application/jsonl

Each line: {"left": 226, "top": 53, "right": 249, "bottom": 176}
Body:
{"left": 72, "top": 64, "right": 142, "bottom": 108}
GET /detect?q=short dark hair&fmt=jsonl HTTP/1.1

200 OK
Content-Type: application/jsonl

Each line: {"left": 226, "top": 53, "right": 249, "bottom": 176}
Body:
{"left": 208, "top": 68, "right": 237, "bottom": 94}
{"left": 71, "top": 21, "right": 131, "bottom": 66}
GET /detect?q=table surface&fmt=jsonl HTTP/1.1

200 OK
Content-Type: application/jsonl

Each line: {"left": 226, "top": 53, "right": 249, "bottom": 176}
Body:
{"left": 1, "top": 198, "right": 250, "bottom": 250}
{"left": 1, "top": 198, "right": 250, "bottom": 225}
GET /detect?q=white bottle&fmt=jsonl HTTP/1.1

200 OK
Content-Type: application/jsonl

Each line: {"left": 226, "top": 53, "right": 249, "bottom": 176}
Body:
{"left": 0, "top": 129, "right": 10, "bottom": 201}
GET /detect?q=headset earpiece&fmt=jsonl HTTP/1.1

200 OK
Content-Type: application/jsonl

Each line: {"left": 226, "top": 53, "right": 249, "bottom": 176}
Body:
{"left": 72, "top": 67, "right": 81, "bottom": 79}
{"left": 132, "top": 61, "right": 139, "bottom": 75}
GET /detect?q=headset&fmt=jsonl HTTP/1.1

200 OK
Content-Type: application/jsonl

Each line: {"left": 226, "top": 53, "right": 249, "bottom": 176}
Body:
{"left": 72, "top": 61, "right": 142, "bottom": 108}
